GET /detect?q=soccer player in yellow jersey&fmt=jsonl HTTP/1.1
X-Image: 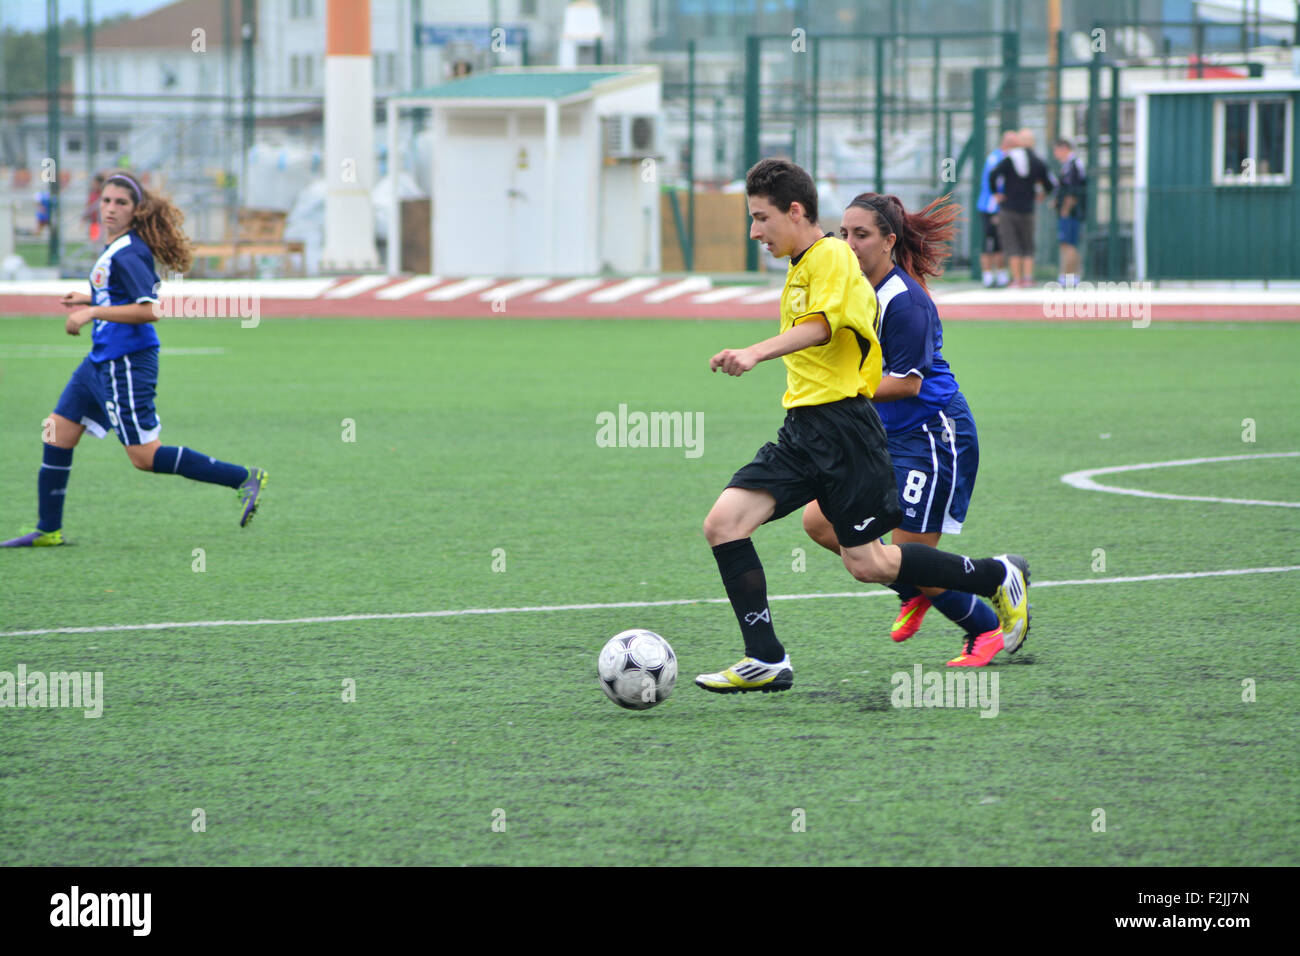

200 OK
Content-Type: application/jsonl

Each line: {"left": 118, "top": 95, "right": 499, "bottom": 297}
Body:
{"left": 695, "top": 159, "right": 1030, "bottom": 694}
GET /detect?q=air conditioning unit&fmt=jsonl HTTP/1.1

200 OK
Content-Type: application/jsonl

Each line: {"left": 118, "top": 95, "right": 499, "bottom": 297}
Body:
{"left": 601, "top": 114, "right": 658, "bottom": 159}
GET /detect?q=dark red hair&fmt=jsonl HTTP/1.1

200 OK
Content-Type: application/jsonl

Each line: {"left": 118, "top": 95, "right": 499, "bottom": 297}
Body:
{"left": 846, "top": 192, "right": 960, "bottom": 292}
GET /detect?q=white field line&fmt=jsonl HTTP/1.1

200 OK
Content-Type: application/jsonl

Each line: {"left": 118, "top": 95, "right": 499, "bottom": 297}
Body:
{"left": 0, "top": 345, "right": 226, "bottom": 357}
{"left": 1061, "top": 452, "right": 1300, "bottom": 507}
{"left": 3, "top": 564, "right": 1298, "bottom": 639}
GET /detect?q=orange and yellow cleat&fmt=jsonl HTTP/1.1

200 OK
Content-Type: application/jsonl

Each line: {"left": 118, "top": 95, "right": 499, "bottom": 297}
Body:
{"left": 946, "top": 627, "right": 1006, "bottom": 667}
{"left": 890, "top": 594, "right": 932, "bottom": 642}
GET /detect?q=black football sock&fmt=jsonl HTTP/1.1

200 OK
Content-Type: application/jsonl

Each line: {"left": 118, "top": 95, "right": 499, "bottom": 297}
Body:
{"left": 894, "top": 543, "right": 1005, "bottom": 598}
{"left": 712, "top": 537, "right": 785, "bottom": 664}
{"left": 888, "top": 581, "right": 922, "bottom": 603}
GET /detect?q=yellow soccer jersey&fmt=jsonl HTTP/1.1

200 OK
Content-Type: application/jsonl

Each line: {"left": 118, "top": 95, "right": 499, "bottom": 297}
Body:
{"left": 779, "top": 236, "right": 881, "bottom": 408}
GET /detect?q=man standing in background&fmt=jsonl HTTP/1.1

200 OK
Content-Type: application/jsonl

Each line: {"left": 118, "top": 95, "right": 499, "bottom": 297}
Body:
{"left": 988, "top": 129, "right": 1054, "bottom": 288}
{"left": 1053, "top": 138, "right": 1086, "bottom": 288}
{"left": 977, "top": 131, "right": 1016, "bottom": 288}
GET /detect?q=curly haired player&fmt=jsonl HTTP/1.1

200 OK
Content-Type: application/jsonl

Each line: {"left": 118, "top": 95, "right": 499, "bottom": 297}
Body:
{"left": 3, "top": 172, "right": 267, "bottom": 547}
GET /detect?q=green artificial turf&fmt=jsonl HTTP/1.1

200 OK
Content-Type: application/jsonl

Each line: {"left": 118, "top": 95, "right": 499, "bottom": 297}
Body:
{"left": 1, "top": 315, "right": 1297, "bottom": 865}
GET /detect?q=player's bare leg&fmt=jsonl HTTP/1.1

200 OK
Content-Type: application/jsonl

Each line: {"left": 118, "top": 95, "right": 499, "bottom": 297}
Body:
{"left": 124, "top": 439, "right": 161, "bottom": 471}
{"left": 803, "top": 501, "right": 938, "bottom": 640}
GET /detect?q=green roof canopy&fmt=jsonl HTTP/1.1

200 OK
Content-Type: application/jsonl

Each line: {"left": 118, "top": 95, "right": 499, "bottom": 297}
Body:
{"left": 395, "top": 69, "right": 637, "bottom": 103}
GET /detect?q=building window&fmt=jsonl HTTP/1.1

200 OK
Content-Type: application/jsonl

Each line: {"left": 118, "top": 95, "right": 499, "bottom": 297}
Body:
{"left": 304, "top": 54, "right": 314, "bottom": 88}
{"left": 1214, "top": 97, "right": 1293, "bottom": 185}
{"left": 290, "top": 55, "right": 300, "bottom": 88}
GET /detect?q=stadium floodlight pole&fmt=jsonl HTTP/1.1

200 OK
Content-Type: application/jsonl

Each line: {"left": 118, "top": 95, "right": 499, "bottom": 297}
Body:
{"left": 323, "top": 0, "right": 380, "bottom": 271}
{"left": 687, "top": 37, "right": 695, "bottom": 272}
{"left": 874, "top": 35, "right": 884, "bottom": 193}
{"left": 240, "top": 0, "right": 254, "bottom": 210}
{"left": 386, "top": 96, "right": 399, "bottom": 277}
{"left": 1086, "top": 44, "right": 1099, "bottom": 268}
{"left": 969, "top": 67, "right": 987, "bottom": 282}
{"left": 84, "top": 0, "right": 95, "bottom": 190}
{"left": 742, "top": 33, "right": 760, "bottom": 272}
{"left": 1108, "top": 63, "right": 1121, "bottom": 280}
{"left": 46, "top": 0, "right": 61, "bottom": 268}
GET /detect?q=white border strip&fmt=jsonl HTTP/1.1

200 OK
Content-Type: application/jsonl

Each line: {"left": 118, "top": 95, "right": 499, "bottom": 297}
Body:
{"left": 1061, "top": 452, "right": 1300, "bottom": 507}
{"left": 4, "top": 565, "right": 1297, "bottom": 638}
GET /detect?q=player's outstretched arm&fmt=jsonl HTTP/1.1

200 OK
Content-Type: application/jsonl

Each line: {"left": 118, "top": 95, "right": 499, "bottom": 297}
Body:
{"left": 65, "top": 301, "right": 159, "bottom": 335}
{"left": 710, "top": 315, "right": 831, "bottom": 377}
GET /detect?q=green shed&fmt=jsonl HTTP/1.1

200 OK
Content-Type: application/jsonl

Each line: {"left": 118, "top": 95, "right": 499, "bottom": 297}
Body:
{"left": 1135, "top": 77, "right": 1300, "bottom": 281}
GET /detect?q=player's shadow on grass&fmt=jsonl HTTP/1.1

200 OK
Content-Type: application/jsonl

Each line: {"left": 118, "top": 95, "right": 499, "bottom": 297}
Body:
{"left": 1002, "top": 652, "right": 1036, "bottom": 666}
{"left": 805, "top": 687, "right": 893, "bottom": 712}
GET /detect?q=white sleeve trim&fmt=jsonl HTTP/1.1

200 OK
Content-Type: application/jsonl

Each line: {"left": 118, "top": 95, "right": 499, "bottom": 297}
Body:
{"left": 887, "top": 369, "right": 925, "bottom": 380}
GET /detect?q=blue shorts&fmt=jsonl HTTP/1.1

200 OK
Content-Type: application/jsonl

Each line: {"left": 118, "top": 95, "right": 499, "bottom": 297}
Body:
{"left": 886, "top": 392, "right": 979, "bottom": 535}
{"left": 1058, "top": 216, "right": 1081, "bottom": 246}
{"left": 53, "top": 348, "right": 161, "bottom": 446}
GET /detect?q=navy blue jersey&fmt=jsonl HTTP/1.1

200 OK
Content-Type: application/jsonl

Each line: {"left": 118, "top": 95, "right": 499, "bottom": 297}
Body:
{"left": 873, "top": 266, "right": 960, "bottom": 435}
{"left": 87, "top": 231, "right": 161, "bottom": 362}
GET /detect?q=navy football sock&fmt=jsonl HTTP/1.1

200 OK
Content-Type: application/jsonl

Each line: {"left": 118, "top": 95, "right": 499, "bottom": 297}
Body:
{"left": 712, "top": 538, "right": 785, "bottom": 664}
{"left": 928, "top": 588, "right": 1000, "bottom": 636}
{"left": 152, "top": 446, "right": 247, "bottom": 488}
{"left": 37, "top": 444, "right": 74, "bottom": 532}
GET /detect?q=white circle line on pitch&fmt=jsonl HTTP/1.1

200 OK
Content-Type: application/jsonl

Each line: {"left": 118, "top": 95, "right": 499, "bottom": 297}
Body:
{"left": 1060, "top": 452, "right": 1300, "bottom": 508}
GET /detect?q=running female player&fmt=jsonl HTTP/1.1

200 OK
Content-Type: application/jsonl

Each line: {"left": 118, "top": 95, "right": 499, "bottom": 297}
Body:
{"left": 801, "top": 192, "right": 1011, "bottom": 666}
{"left": 2, "top": 171, "right": 267, "bottom": 547}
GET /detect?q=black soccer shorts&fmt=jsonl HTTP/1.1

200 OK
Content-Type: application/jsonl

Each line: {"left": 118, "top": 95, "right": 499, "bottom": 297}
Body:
{"left": 727, "top": 395, "right": 902, "bottom": 548}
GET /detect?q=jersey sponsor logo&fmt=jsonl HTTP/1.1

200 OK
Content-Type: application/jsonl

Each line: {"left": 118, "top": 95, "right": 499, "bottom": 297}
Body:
{"left": 743, "top": 609, "right": 771, "bottom": 626}
{"left": 853, "top": 516, "right": 875, "bottom": 531}
{"left": 91, "top": 265, "right": 107, "bottom": 288}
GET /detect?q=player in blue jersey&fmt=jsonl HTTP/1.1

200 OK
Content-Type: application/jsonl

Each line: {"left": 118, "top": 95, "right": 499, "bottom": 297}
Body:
{"left": 801, "top": 192, "right": 1023, "bottom": 667}
{"left": 2, "top": 172, "right": 267, "bottom": 548}
{"left": 978, "top": 131, "right": 1016, "bottom": 288}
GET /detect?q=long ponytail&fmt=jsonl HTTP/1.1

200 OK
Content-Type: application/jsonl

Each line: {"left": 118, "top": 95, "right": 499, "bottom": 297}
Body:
{"left": 846, "top": 192, "right": 959, "bottom": 293}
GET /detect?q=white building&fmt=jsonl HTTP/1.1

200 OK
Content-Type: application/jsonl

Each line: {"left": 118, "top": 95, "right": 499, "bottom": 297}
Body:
{"left": 387, "top": 65, "right": 662, "bottom": 276}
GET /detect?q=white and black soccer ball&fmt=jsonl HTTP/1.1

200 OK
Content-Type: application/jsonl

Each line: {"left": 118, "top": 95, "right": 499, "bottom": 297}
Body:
{"left": 597, "top": 629, "right": 677, "bottom": 711}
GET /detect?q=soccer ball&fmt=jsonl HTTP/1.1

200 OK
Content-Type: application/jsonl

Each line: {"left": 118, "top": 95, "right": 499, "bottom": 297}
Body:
{"left": 597, "top": 629, "right": 677, "bottom": 710}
